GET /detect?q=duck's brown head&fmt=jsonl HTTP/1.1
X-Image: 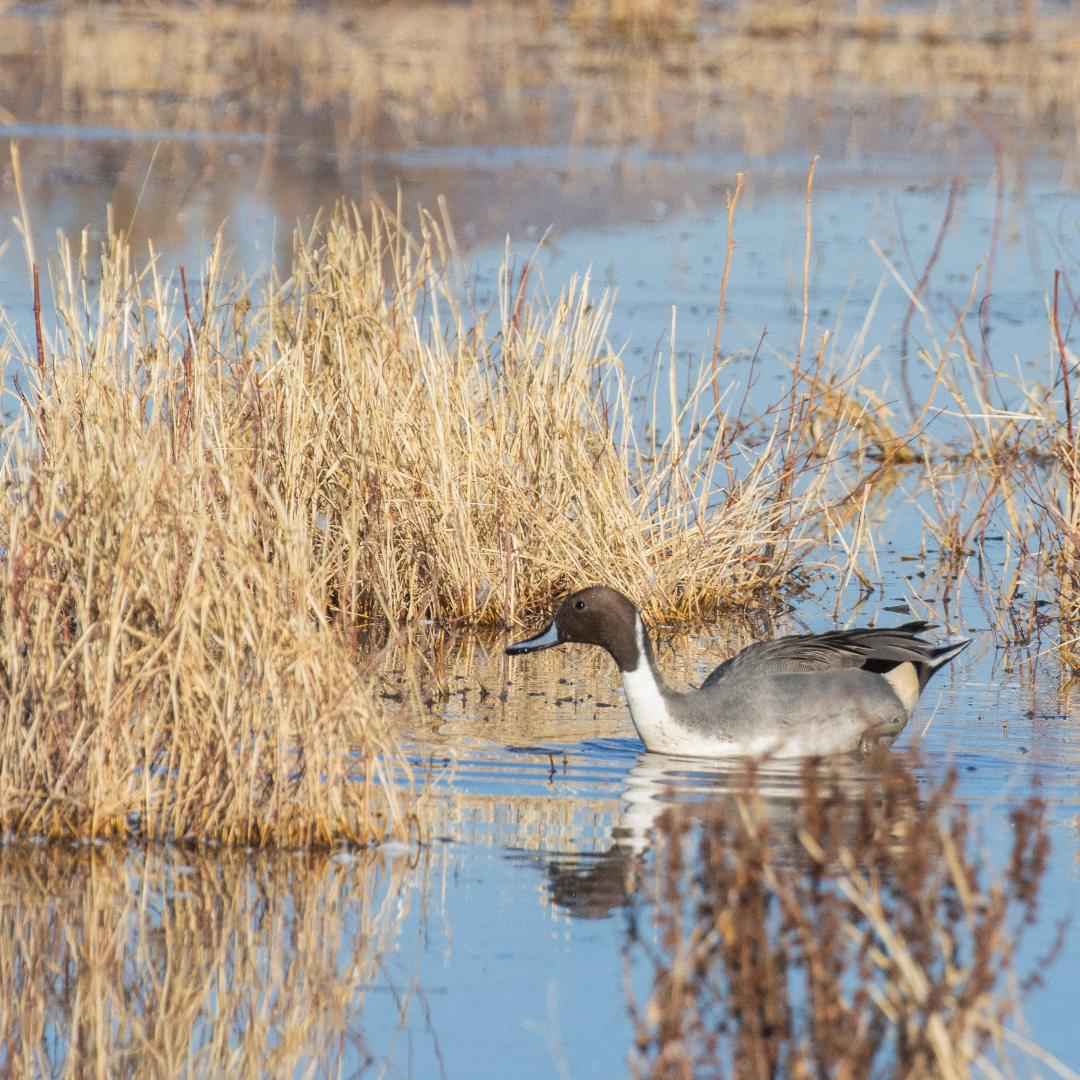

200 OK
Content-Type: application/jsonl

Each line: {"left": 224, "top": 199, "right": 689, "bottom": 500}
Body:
{"left": 505, "top": 586, "right": 641, "bottom": 671}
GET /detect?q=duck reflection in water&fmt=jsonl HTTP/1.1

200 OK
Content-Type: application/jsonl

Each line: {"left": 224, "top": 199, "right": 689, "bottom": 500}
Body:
{"left": 544, "top": 742, "right": 905, "bottom": 921}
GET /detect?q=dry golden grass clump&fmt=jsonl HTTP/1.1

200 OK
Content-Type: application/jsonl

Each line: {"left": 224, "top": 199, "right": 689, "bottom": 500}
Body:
{"left": 0, "top": 199, "right": 851, "bottom": 842}
{"left": 626, "top": 752, "right": 1065, "bottom": 1080}
{"left": 0, "top": 228, "right": 411, "bottom": 846}
{"left": 171, "top": 203, "right": 835, "bottom": 630}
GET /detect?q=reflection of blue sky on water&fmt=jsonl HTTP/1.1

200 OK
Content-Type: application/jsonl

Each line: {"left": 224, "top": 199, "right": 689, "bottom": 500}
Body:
{"left": 474, "top": 160, "right": 1080, "bottom": 441}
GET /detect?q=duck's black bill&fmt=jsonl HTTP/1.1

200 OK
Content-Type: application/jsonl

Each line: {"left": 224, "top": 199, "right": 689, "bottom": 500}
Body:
{"left": 505, "top": 621, "right": 566, "bottom": 655}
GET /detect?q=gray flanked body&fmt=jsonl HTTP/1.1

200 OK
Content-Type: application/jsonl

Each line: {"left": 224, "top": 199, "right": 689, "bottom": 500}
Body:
{"left": 506, "top": 586, "right": 971, "bottom": 758}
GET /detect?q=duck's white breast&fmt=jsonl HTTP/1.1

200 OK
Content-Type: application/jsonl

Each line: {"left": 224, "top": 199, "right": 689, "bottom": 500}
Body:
{"left": 619, "top": 617, "right": 741, "bottom": 756}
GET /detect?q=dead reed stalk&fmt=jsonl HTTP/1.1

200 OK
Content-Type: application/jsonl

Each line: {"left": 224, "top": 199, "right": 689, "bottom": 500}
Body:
{"left": 711, "top": 172, "right": 743, "bottom": 419}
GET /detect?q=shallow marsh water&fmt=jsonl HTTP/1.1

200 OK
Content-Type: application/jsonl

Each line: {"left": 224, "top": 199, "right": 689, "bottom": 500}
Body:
{"left": 4, "top": 492, "right": 1078, "bottom": 1075}
{"left": 385, "top": 521, "right": 1080, "bottom": 1072}
{"left": 3, "top": 603, "right": 1079, "bottom": 1076}
{"left": 4, "top": 3, "right": 1080, "bottom": 1075}
{"left": 4, "top": 197, "right": 1080, "bottom": 1072}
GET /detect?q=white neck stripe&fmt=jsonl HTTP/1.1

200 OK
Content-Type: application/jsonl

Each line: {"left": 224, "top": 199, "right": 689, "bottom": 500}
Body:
{"left": 619, "top": 616, "right": 678, "bottom": 750}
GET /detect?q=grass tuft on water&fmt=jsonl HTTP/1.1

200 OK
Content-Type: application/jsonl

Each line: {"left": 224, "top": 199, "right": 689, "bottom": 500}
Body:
{"left": 0, "top": 202, "right": 855, "bottom": 842}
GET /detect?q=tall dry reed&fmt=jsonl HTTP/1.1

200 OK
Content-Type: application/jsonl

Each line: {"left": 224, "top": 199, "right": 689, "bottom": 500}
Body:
{"left": 161, "top": 201, "right": 843, "bottom": 628}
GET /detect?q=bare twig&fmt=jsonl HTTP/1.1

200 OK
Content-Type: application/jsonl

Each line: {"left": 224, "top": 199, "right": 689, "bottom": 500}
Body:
{"left": 1054, "top": 269, "right": 1074, "bottom": 446}
{"left": 711, "top": 172, "right": 744, "bottom": 417}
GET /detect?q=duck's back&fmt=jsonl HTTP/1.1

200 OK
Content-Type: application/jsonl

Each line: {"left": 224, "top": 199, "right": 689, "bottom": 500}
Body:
{"left": 660, "top": 621, "right": 970, "bottom": 757}
{"left": 699, "top": 621, "right": 942, "bottom": 688}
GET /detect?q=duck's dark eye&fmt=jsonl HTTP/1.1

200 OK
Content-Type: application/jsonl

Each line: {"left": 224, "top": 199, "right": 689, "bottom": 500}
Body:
{"left": 575, "top": 600, "right": 586, "bottom": 610}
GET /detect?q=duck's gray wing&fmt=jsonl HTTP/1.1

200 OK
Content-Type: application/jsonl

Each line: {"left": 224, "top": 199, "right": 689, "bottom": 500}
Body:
{"left": 700, "top": 621, "right": 966, "bottom": 691}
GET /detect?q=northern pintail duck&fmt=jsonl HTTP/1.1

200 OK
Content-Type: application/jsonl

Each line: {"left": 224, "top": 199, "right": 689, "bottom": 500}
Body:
{"left": 506, "top": 586, "right": 970, "bottom": 758}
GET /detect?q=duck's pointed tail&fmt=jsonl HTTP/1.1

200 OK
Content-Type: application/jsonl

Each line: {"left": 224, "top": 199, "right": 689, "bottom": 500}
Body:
{"left": 918, "top": 634, "right": 971, "bottom": 689}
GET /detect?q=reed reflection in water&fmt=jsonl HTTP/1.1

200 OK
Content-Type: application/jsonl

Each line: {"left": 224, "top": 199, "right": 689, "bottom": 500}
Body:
{"left": 0, "top": 749, "right": 1068, "bottom": 1078}
{"left": 619, "top": 752, "right": 1057, "bottom": 1080}
{"left": 0, "top": 842, "right": 434, "bottom": 1078}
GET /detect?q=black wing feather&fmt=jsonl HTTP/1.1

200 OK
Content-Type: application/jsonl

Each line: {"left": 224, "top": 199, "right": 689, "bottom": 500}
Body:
{"left": 699, "top": 621, "right": 957, "bottom": 690}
